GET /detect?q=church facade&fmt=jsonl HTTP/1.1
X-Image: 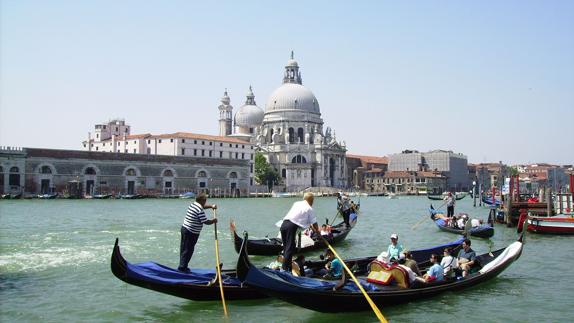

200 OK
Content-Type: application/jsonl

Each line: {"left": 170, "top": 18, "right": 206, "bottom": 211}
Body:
{"left": 221, "top": 53, "right": 348, "bottom": 191}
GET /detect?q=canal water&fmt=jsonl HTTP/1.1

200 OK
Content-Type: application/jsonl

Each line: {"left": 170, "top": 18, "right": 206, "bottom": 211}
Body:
{"left": 0, "top": 196, "right": 572, "bottom": 322}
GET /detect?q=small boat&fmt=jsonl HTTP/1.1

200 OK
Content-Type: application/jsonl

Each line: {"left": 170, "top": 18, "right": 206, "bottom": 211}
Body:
{"left": 387, "top": 193, "right": 398, "bottom": 199}
{"left": 231, "top": 215, "right": 358, "bottom": 256}
{"left": 37, "top": 193, "right": 58, "bottom": 199}
{"left": 236, "top": 232, "right": 524, "bottom": 312}
{"left": 427, "top": 193, "right": 467, "bottom": 201}
{"left": 120, "top": 194, "right": 143, "bottom": 199}
{"left": 429, "top": 205, "right": 494, "bottom": 238}
{"left": 179, "top": 192, "right": 196, "bottom": 199}
{"left": 1, "top": 192, "right": 22, "bottom": 199}
{"left": 482, "top": 196, "right": 501, "bottom": 206}
{"left": 517, "top": 213, "right": 574, "bottom": 235}
{"left": 110, "top": 238, "right": 267, "bottom": 301}
{"left": 93, "top": 194, "right": 113, "bottom": 199}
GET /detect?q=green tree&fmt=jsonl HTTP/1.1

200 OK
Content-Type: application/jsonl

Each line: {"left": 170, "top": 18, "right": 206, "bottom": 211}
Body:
{"left": 254, "top": 152, "right": 280, "bottom": 191}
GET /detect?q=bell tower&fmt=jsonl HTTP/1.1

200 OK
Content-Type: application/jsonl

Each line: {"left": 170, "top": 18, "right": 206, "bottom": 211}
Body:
{"left": 283, "top": 51, "right": 302, "bottom": 85}
{"left": 218, "top": 89, "right": 233, "bottom": 136}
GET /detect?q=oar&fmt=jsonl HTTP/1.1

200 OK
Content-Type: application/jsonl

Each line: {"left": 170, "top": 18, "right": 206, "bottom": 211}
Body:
{"left": 329, "top": 210, "right": 342, "bottom": 225}
{"left": 320, "top": 237, "right": 387, "bottom": 323}
{"left": 212, "top": 209, "right": 228, "bottom": 317}
{"left": 411, "top": 201, "right": 448, "bottom": 230}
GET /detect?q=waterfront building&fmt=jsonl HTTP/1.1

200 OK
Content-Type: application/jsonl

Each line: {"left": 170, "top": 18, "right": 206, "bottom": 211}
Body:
{"left": 0, "top": 147, "right": 249, "bottom": 196}
{"left": 346, "top": 154, "right": 388, "bottom": 190}
{"left": 364, "top": 170, "right": 446, "bottom": 194}
{"left": 389, "top": 149, "right": 469, "bottom": 191}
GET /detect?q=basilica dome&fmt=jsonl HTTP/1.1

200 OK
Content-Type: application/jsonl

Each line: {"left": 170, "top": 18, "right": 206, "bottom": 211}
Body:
{"left": 234, "top": 86, "right": 264, "bottom": 127}
{"left": 265, "top": 83, "right": 320, "bottom": 114}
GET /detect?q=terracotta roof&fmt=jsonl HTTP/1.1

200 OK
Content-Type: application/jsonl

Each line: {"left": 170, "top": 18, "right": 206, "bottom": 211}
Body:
{"left": 365, "top": 168, "right": 384, "bottom": 173}
{"left": 346, "top": 154, "right": 389, "bottom": 164}
{"left": 125, "top": 133, "right": 152, "bottom": 139}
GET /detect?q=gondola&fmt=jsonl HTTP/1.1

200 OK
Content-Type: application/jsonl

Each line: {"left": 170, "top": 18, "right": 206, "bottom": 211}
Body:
{"left": 429, "top": 205, "right": 494, "bottom": 238}
{"left": 93, "top": 193, "right": 113, "bottom": 199}
{"left": 427, "top": 193, "right": 467, "bottom": 201}
{"left": 482, "top": 196, "right": 501, "bottom": 206}
{"left": 236, "top": 231, "right": 524, "bottom": 312}
{"left": 231, "top": 214, "right": 357, "bottom": 256}
{"left": 517, "top": 213, "right": 574, "bottom": 235}
{"left": 110, "top": 238, "right": 267, "bottom": 301}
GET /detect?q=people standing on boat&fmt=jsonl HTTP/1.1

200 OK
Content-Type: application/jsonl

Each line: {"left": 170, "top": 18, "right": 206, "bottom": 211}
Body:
{"left": 178, "top": 193, "right": 217, "bottom": 272}
{"left": 385, "top": 233, "right": 404, "bottom": 262}
{"left": 440, "top": 248, "right": 458, "bottom": 277}
{"left": 456, "top": 238, "right": 476, "bottom": 277}
{"left": 336, "top": 192, "right": 352, "bottom": 227}
{"left": 444, "top": 192, "right": 455, "bottom": 218}
{"left": 280, "top": 192, "right": 319, "bottom": 273}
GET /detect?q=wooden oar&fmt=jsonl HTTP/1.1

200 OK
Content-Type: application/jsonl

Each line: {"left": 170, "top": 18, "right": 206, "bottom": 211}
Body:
{"left": 412, "top": 201, "right": 448, "bottom": 230}
{"left": 212, "top": 209, "right": 228, "bottom": 317}
{"left": 321, "top": 237, "right": 387, "bottom": 323}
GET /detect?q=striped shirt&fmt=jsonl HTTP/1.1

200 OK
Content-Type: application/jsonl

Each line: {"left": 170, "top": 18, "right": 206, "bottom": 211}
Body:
{"left": 182, "top": 202, "right": 208, "bottom": 234}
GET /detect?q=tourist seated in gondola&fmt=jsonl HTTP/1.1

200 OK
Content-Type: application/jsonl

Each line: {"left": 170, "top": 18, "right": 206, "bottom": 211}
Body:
{"left": 470, "top": 218, "right": 484, "bottom": 228}
{"left": 386, "top": 233, "right": 404, "bottom": 261}
{"left": 322, "top": 249, "right": 343, "bottom": 280}
{"left": 403, "top": 250, "right": 421, "bottom": 276}
{"left": 440, "top": 248, "right": 458, "bottom": 278}
{"left": 320, "top": 224, "right": 333, "bottom": 238}
{"left": 422, "top": 254, "right": 444, "bottom": 282}
{"left": 456, "top": 238, "right": 476, "bottom": 277}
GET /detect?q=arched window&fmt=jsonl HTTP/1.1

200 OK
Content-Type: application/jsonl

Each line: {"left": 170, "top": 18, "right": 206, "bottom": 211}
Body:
{"left": 85, "top": 167, "right": 96, "bottom": 175}
{"left": 288, "top": 128, "right": 295, "bottom": 143}
{"left": 198, "top": 171, "right": 207, "bottom": 178}
{"left": 163, "top": 169, "right": 174, "bottom": 177}
{"left": 282, "top": 169, "right": 286, "bottom": 178}
{"left": 229, "top": 172, "right": 238, "bottom": 179}
{"left": 9, "top": 167, "right": 20, "bottom": 186}
{"left": 297, "top": 128, "right": 304, "bottom": 143}
{"left": 126, "top": 168, "right": 136, "bottom": 176}
{"left": 40, "top": 166, "right": 52, "bottom": 174}
{"left": 291, "top": 155, "right": 307, "bottom": 164}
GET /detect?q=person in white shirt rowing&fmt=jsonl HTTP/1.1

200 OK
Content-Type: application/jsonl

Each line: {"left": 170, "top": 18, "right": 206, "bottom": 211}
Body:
{"left": 280, "top": 192, "right": 320, "bottom": 273}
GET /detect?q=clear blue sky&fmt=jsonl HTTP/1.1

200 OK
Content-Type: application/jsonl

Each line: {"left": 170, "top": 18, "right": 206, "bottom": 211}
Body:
{"left": 1, "top": 0, "right": 573, "bottom": 165}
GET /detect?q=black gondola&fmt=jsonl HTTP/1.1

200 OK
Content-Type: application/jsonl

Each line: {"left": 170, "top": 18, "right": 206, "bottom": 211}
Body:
{"left": 427, "top": 193, "right": 467, "bottom": 201}
{"left": 231, "top": 215, "right": 357, "bottom": 256}
{"left": 110, "top": 238, "right": 267, "bottom": 301}
{"left": 429, "top": 205, "right": 494, "bottom": 238}
{"left": 236, "top": 232, "right": 524, "bottom": 312}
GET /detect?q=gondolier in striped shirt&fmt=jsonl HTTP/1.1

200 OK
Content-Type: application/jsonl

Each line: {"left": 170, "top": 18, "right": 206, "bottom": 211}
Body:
{"left": 178, "top": 193, "right": 217, "bottom": 272}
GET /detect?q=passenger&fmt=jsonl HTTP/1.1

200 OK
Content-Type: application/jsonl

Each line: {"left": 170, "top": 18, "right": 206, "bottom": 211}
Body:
{"left": 322, "top": 249, "right": 343, "bottom": 280}
{"left": 456, "top": 238, "right": 476, "bottom": 277}
{"left": 423, "top": 254, "right": 444, "bottom": 282}
{"left": 336, "top": 192, "right": 352, "bottom": 227}
{"left": 403, "top": 250, "right": 421, "bottom": 276}
{"left": 398, "top": 261, "right": 420, "bottom": 286}
{"left": 470, "top": 218, "right": 483, "bottom": 228}
{"left": 456, "top": 214, "right": 468, "bottom": 229}
{"left": 386, "top": 233, "right": 404, "bottom": 262}
{"left": 440, "top": 248, "right": 458, "bottom": 278}
{"left": 320, "top": 224, "right": 330, "bottom": 237}
{"left": 294, "top": 255, "right": 313, "bottom": 277}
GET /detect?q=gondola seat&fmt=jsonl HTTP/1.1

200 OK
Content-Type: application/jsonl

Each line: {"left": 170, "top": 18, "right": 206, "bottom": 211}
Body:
{"left": 366, "top": 261, "right": 409, "bottom": 288}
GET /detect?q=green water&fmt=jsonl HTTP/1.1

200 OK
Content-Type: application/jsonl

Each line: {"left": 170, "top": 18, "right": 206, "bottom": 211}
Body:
{"left": 0, "top": 196, "right": 572, "bottom": 322}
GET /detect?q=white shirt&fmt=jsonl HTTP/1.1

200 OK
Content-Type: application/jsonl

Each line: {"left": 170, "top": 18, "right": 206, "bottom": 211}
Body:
{"left": 283, "top": 200, "right": 317, "bottom": 228}
{"left": 440, "top": 255, "right": 458, "bottom": 275}
{"left": 471, "top": 219, "right": 481, "bottom": 227}
{"left": 399, "top": 264, "right": 418, "bottom": 283}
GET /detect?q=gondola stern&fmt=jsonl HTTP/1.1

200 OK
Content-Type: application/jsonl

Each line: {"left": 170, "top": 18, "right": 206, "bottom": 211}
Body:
{"left": 230, "top": 220, "right": 243, "bottom": 253}
{"left": 110, "top": 238, "right": 129, "bottom": 280}
{"left": 236, "top": 232, "right": 253, "bottom": 282}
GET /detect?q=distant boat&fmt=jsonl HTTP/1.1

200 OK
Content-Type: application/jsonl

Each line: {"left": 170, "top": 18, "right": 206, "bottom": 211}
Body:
{"left": 120, "top": 194, "right": 143, "bottom": 199}
{"left": 37, "top": 193, "right": 58, "bottom": 199}
{"left": 518, "top": 213, "right": 574, "bottom": 235}
{"left": 179, "top": 192, "right": 196, "bottom": 199}
{"left": 387, "top": 193, "right": 398, "bottom": 199}
{"left": 271, "top": 192, "right": 293, "bottom": 198}
{"left": 93, "top": 194, "right": 113, "bottom": 199}
{"left": 1, "top": 192, "right": 22, "bottom": 199}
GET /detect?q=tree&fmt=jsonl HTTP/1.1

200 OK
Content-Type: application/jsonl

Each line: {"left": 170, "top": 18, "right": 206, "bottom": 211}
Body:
{"left": 254, "top": 152, "right": 280, "bottom": 192}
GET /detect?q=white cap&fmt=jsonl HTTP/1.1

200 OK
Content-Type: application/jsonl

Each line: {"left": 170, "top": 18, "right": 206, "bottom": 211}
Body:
{"left": 390, "top": 233, "right": 398, "bottom": 239}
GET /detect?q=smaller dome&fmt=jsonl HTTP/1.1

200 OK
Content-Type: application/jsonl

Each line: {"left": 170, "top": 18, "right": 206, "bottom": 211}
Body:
{"left": 235, "top": 105, "right": 264, "bottom": 127}
{"left": 287, "top": 59, "right": 298, "bottom": 67}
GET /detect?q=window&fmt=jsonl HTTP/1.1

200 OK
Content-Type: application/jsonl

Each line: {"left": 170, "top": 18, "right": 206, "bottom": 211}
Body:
{"left": 133, "top": 149, "right": 136, "bottom": 153}
{"left": 198, "top": 171, "right": 207, "bottom": 177}
{"left": 134, "top": 141, "right": 136, "bottom": 144}
{"left": 229, "top": 144, "right": 232, "bottom": 147}
{"left": 235, "top": 152, "right": 238, "bottom": 159}
{"left": 182, "top": 139, "right": 185, "bottom": 143}
{"left": 242, "top": 145, "right": 245, "bottom": 148}
{"left": 201, "top": 150, "right": 205, "bottom": 157}
{"left": 194, "top": 149, "right": 197, "bottom": 156}
{"left": 242, "top": 153, "right": 245, "bottom": 159}
{"left": 291, "top": 155, "right": 307, "bottom": 163}
{"left": 40, "top": 166, "right": 52, "bottom": 174}
{"left": 96, "top": 147, "right": 99, "bottom": 151}
{"left": 159, "top": 139, "right": 162, "bottom": 143}
{"left": 202, "top": 141, "right": 205, "bottom": 145}
{"left": 194, "top": 140, "right": 197, "bottom": 144}
{"left": 209, "top": 142, "right": 212, "bottom": 146}
{"left": 250, "top": 154, "right": 253, "bottom": 160}
{"left": 170, "top": 139, "right": 173, "bottom": 143}
{"left": 85, "top": 167, "right": 96, "bottom": 175}
{"left": 235, "top": 144, "right": 238, "bottom": 148}
{"left": 219, "top": 151, "right": 223, "bottom": 158}
{"left": 181, "top": 148, "right": 185, "bottom": 155}
{"left": 163, "top": 170, "right": 173, "bottom": 177}
{"left": 220, "top": 143, "right": 223, "bottom": 147}
{"left": 229, "top": 172, "right": 238, "bottom": 179}
{"left": 126, "top": 168, "right": 136, "bottom": 176}
{"left": 199, "top": 182, "right": 206, "bottom": 188}
{"left": 209, "top": 151, "right": 212, "bottom": 157}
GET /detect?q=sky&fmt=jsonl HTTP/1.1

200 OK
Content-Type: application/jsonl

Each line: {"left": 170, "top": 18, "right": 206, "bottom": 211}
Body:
{"left": 1, "top": 0, "right": 573, "bottom": 165}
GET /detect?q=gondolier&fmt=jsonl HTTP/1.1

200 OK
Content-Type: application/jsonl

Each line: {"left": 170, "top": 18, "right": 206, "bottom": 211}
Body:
{"left": 178, "top": 193, "right": 217, "bottom": 272}
{"left": 444, "top": 192, "right": 455, "bottom": 217}
{"left": 280, "top": 192, "right": 319, "bottom": 273}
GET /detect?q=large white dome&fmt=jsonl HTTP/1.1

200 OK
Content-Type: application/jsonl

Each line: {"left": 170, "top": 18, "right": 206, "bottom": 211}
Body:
{"left": 265, "top": 83, "right": 320, "bottom": 114}
{"left": 235, "top": 104, "right": 264, "bottom": 126}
